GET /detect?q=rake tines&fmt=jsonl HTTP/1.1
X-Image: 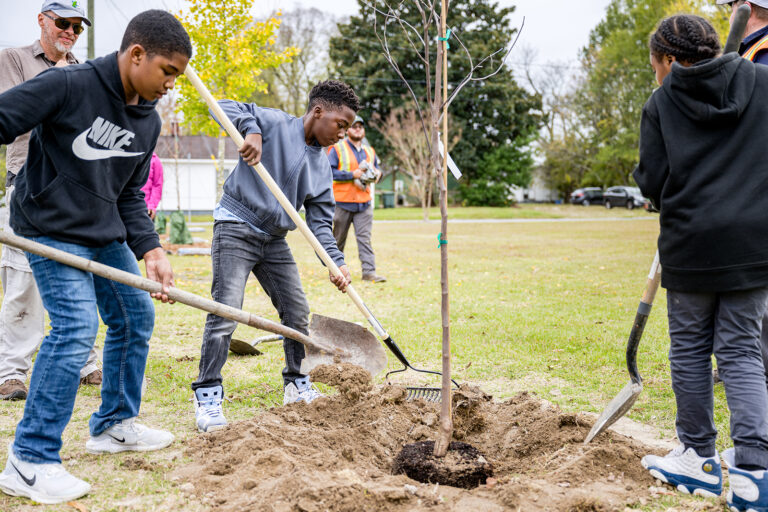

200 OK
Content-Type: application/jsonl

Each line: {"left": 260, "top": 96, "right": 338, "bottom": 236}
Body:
{"left": 406, "top": 387, "right": 442, "bottom": 402}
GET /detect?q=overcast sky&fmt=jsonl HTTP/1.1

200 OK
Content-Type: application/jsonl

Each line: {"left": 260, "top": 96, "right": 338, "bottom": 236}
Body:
{"left": 1, "top": 0, "right": 611, "bottom": 72}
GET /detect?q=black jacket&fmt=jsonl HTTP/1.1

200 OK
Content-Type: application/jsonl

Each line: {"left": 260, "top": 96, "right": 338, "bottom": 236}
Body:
{"left": 634, "top": 53, "right": 768, "bottom": 292}
{"left": 0, "top": 52, "right": 160, "bottom": 259}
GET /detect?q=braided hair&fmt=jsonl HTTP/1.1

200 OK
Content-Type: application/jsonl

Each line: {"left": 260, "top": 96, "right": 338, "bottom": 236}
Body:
{"left": 650, "top": 15, "right": 720, "bottom": 64}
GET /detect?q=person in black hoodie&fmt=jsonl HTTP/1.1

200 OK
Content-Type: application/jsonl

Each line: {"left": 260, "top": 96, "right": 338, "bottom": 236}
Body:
{"left": 0, "top": 10, "right": 190, "bottom": 505}
{"left": 634, "top": 14, "right": 768, "bottom": 510}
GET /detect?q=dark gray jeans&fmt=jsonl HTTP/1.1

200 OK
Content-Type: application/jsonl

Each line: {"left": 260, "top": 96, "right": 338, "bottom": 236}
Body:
{"left": 668, "top": 287, "right": 768, "bottom": 468}
{"left": 192, "top": 221, "right": 310, "bottom": 391}
{"left": 333, "top": 206, "right": 375, "bottom": 275}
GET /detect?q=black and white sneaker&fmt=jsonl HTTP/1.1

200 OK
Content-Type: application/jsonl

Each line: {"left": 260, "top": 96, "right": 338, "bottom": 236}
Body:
{"left": 0, "top": 443, "right": 90, "bottom": 504}
{"left": 85, "top": 417, "right": 174, "bottom": 454}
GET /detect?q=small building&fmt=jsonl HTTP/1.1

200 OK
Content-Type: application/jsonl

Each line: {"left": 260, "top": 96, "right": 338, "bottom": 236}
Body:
{"left": 153, "top": 135, "right": 239, "bottom": 213}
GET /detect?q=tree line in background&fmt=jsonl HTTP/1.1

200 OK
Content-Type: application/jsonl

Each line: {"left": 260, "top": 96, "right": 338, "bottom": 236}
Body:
{"left": 534, "top": 0, "right": 729, "bottom": 199}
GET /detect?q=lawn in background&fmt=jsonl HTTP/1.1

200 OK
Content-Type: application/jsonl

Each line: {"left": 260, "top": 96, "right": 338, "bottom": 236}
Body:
{"left": 1, "top": 213, "right": 725, "bottom": 511}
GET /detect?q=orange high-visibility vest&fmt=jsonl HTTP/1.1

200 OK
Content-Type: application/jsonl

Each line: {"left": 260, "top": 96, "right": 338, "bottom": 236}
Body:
{"left": 743, "top": 33, "right": 768, "bottom": 61}
{"left": 328, "top": 139, "right": 377, "bottom": 203}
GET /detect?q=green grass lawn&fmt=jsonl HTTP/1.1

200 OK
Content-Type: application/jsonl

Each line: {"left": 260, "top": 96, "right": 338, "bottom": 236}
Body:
{"left": 0, "top": 214, "right": 729, "bottom": 511}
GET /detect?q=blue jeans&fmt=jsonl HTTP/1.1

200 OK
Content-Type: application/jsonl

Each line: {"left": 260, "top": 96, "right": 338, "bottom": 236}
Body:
{"left": 13, "top": 237, "right": 154, "bottom": 464}
{"left": 192, "top": 221, "right": 310, "bottom": 391}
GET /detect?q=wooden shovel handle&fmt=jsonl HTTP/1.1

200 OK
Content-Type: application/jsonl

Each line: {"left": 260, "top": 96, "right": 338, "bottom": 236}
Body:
{"left": 0, "top": 230, "right": 343, "bottom": 356}
{"left": 183, "top": 65, "right": 390, "bottom": 341}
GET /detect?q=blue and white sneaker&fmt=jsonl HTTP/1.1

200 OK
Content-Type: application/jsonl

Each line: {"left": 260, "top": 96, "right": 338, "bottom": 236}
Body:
{"left": 283, "top": 376, "right": 323, "bottom": 405}
{"left": 723, "top": 447, "right": 768, "bottom": 512}
{"left": 641, "top": 444, "right": 722, "bottom": 497}
{"left": 194, "top": 386, "right": 227, "bottom": 433}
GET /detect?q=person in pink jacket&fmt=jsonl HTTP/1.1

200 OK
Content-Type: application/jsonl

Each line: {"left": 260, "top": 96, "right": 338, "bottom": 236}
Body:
{"left": 141, "top": 153, "right": 164, "bottom": 219}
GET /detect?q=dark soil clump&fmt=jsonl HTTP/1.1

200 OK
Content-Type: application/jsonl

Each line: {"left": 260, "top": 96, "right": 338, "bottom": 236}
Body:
{"left": 392, "top": 440, "right": 493, "bottom": 488}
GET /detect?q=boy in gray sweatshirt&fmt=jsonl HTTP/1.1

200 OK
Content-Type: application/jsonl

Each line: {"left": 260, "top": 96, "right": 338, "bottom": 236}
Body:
{"left": 191, "top": 81, "right": 359, "bottom": 432}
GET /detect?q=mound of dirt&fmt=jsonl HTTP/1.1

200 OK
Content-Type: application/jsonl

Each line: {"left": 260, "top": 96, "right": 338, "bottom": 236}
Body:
{"left": 310, "top": 363, "right": 373, "bottom": 401}
{"left": 174, "top": 386, "right": 668, "bottom": 511}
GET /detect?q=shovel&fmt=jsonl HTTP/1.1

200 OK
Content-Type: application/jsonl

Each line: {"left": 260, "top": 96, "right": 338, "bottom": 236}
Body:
{"left": 229, "top": 333, "right": 283, "bottom": 356}
{"left": 0, "top": 230, "right": 387, "bottom": 376}
{"left": 184, "top": 65, "right": 453, "bottom": 399}
{"left": 584, "top": 251, "right": 661, "bottom": 444}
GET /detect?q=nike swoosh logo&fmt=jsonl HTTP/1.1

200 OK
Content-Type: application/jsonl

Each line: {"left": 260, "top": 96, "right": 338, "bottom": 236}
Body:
{"left": 10, "top": 461, "right": 35, "bottom": 486}
{"left": 71, "top": 130, "right": 143, "bottom": 161}
{"left": 108, "top": 433, "right": 126, "bottom": 443}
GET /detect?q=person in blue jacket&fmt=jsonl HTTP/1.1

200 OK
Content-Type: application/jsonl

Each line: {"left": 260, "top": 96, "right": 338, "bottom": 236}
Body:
{"left": 635, "top": 14, "right": 768, "bottom": 511}
{"left": 191, "top": 81, "right": 358, "bottom": 433}
{"left": 0, "top": 10, "right": 190, "bottom": 504}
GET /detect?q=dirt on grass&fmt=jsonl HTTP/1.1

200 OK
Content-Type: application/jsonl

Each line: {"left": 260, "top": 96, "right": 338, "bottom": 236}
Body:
{"left": 174, "top": 364, "right": 677, "bottom": 511}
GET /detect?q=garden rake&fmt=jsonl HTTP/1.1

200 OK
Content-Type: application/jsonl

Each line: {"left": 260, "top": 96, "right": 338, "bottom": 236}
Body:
{"left": 183, "top": 64, "right": 458, "bottom": 401}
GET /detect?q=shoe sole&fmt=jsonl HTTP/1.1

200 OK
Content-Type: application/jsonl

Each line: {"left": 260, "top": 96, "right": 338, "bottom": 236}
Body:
{"left": 648, "top": 468, "right": 721, "bottom": 498}
{"left": 85, "top": 437, "right": 174, "bottom": 454}
{"left": 197, "top": 423, "right": 227, "bottom": 433}
{"left": 0, "top": 391, "right": 27, "bottom": 400}
{"left": 0, "top": 475, "right": 90, "bottom": 505}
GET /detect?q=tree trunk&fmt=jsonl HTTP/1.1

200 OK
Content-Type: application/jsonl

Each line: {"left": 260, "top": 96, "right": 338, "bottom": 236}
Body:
{"left": 216, "top": 133, "right": 226, "bottom": 202}
{"left": 433, "top": 1, "right": 453, "bottom": 457}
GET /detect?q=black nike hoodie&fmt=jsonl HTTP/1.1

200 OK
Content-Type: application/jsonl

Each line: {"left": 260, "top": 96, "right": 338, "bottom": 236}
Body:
{"left": 0, "top": 52, "right": 160, "bottom": 259}
{"left": 633, "top": 53, "right": 768, "bottom": 292}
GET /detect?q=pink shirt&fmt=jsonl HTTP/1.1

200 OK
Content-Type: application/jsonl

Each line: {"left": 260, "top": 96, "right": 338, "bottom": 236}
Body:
{"left": 141, "top": 153, "right": 164, "bottom": 210}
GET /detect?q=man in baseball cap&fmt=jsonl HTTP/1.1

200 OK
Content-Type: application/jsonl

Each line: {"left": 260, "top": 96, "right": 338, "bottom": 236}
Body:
{"left": 41, "top": 1, "right": 92, "bottom": 26}
{"left": 717, "top": 0, "right": 768, "bottom": 64}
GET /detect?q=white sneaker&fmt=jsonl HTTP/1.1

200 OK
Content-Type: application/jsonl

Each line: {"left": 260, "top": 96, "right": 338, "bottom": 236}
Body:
{"left": 641, "top": 444, "right": 722, "bottom": 497}
{"left": 86, "top": 418, "right": 174, "bottom": 454}
{"left": 194, "top": 386, "right": 227, "bottom": 433}
{"left": 283, "top": 376, "right": 323, "bottom": 405}
{"left": 0, "top": 443, "right": 90, "bottom": 504}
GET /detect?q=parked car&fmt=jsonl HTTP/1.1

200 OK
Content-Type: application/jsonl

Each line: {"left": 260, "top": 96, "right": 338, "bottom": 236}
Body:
{"left": 570, "top": 187, "right": 603, "bottom": 206}
{"left": 603, "top": 186, "right": 648, "bottom": 210}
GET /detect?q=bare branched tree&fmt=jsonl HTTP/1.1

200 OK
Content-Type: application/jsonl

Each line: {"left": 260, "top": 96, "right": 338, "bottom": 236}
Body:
{"left": 363, "top": 0, "right": 521, "bottom": 456}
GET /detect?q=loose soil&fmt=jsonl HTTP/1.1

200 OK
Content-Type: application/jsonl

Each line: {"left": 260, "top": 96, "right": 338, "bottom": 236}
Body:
{"left": 174, "top": 367, "right": 682, "bottom": 511}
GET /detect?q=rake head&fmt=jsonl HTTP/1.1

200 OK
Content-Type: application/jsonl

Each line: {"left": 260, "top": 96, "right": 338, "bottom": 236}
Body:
{"left": 406, "top": 387, "right": 442, "bottom": 402}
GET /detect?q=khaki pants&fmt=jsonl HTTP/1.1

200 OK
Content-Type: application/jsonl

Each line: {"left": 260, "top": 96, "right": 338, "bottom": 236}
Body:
{"left": 332, "top": 206, "right": 376, "bottom": 276}
{"left": 0, "top": 186, "right": 99, "bottom": 385}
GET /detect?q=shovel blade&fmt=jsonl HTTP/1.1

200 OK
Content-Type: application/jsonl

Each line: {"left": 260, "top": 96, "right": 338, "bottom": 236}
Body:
{"left": 300, "top": 314, "right": 387, "bottom": 377}
{"left": 229, "top": 338, "right": 263, "bottom": 356}
{"left": 584, "top": 380, "right": 642, "bottom": 444}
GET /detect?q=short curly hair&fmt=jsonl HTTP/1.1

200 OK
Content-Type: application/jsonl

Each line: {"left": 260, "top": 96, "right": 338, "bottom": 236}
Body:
{"left": 307, "top": 80, "right": 360, "bottom": 113}
{"left": 120, "top": 10, "right": 192, "bottom": 59}
{"left": 650, "top": 15, "right": 720, "bottom": 64}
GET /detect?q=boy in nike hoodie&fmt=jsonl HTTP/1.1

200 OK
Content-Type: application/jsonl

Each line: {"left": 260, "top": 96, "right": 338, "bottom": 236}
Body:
{"left": 0, "top": 10, "right": 190, "bottom": 504}
{"left": 191, "top": 81, "right": 358, "bottom": 433}
{"left": 634, "top": 14, "right": 768, "bottom": 510}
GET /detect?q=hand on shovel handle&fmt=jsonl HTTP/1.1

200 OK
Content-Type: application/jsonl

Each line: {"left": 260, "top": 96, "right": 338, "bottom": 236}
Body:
{"left": 331, "top": 265, "right": 351, "bottom": 292}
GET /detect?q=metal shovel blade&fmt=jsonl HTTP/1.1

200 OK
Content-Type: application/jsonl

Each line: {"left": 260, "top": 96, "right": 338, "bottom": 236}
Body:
{"left": 229, "top": 334, "right": 284, "bottom": 356}
{"left": 300, "top": 314, "right": 387, "bottom": 377}
{"left": 584, "top": 380, "right": 642, "bottom": 444}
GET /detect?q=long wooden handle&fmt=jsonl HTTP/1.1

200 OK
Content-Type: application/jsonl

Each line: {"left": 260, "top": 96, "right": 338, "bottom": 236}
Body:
{"left": 183, "top": 65, "right": 390, "bottom": 340}
{"left": 0, "top": 230, "right": 342, "bottom": 356}
{"left": 626, "top": 251, "right": 662, "bottom": 385}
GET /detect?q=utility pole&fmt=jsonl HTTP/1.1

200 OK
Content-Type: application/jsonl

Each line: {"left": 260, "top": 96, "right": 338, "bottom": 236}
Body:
{"left": 87, "top": 0, "right": 95, "bottom": 60}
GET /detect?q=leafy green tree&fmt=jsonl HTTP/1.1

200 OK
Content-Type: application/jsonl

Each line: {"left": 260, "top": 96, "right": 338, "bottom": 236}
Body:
{"left": 328, "top": 0, "right": 542, "bottom": 206}
{"left": 176, "top": 0, "right": 296, "bottom": 199}
{"left": 540, "top": 0, "right": 730, "bottom": 197}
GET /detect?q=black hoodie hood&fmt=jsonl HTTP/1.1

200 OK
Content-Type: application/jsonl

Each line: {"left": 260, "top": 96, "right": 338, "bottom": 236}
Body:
{"left": 661, "top": 52, "right": 755, "bottom": 123}
{"left": 89, "top": 52, "right": 158, "bottom": 117}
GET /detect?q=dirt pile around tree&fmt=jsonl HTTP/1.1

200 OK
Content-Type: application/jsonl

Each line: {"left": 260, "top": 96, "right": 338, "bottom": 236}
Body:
{"left": 175, "top": 374, "right": 675, "bottom": 511}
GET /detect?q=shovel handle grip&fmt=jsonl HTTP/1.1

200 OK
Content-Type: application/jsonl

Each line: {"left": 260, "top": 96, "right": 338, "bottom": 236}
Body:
{"left": 183, "top": 65, "right": 390, "bottom": 341}
{"left": 725, "top": 3, "right": 751, "bottom": 54}
{"left": 626, "top": 252, "right": 662, "bottom": 385}
{"left": 0, "top": 230, "right": 342, "bottom": 356}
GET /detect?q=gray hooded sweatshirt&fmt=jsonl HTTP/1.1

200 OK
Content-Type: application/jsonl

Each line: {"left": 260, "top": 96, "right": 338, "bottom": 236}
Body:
{"left": 214, "top": 100, "right": 345, "bottom": 266}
